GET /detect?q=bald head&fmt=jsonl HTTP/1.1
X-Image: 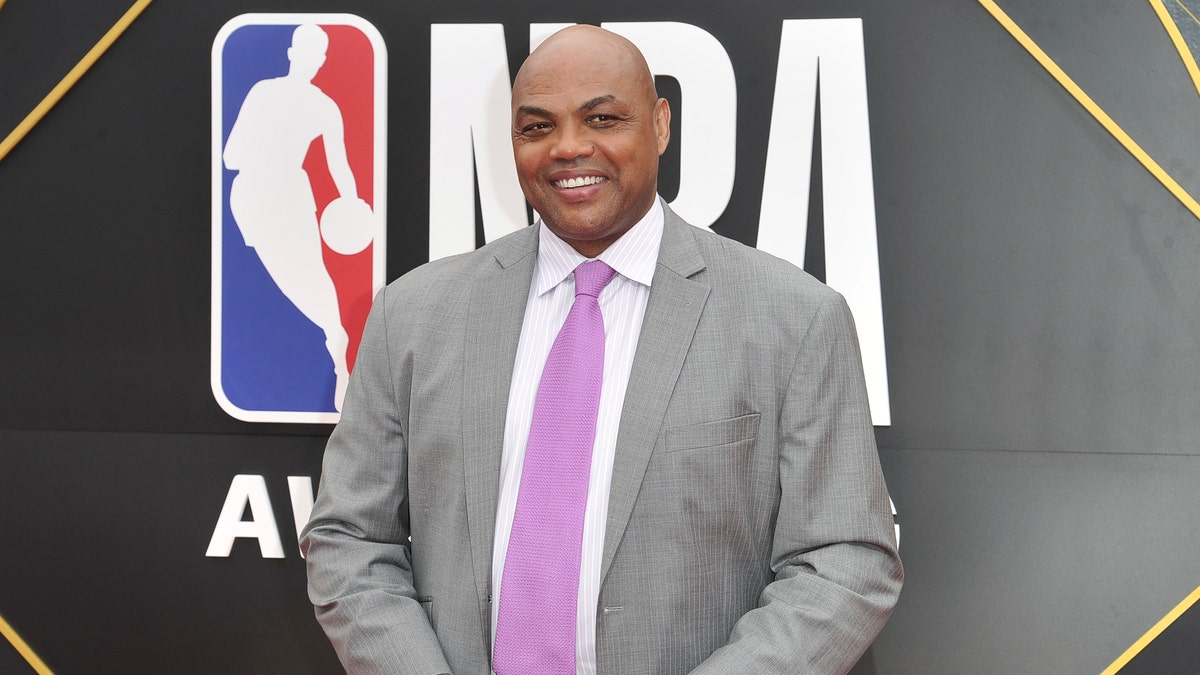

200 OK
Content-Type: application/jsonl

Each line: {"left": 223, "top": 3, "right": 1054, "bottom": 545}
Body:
{"left": 514, "top": 25, "right": 658, "bottom": 108}
{"left": 509, "top": 26, "right": 670, "bottom": 258}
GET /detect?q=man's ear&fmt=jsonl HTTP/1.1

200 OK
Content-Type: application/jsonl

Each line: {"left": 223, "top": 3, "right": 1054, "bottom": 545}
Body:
{"left": 654, "top": 97, "right": 672, "bottom": 156}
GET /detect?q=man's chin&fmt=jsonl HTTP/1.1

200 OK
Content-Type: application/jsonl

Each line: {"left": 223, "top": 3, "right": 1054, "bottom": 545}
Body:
{"left": 540, "top": 206, "right": 599, "bottom": 233}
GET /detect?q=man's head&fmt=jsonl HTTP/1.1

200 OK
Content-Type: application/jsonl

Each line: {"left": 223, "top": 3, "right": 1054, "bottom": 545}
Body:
{"left": 288, "top": 24, "right": 329, "bottom": 81}
{"left": 511, "top": 25, "right": 671, "bottom": 258}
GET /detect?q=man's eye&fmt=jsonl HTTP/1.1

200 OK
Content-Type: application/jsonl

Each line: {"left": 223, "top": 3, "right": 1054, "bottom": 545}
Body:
{"left": 587, "top": 114, "right": 619, "bottom": 125}
{"left": 521, "top": 122, "right": 552, "bottom": 134}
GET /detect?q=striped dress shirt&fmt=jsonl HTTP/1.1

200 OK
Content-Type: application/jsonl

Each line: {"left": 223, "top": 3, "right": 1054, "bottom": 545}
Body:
{"left": 490, "top": 198, "right": 665, "bottom": 674}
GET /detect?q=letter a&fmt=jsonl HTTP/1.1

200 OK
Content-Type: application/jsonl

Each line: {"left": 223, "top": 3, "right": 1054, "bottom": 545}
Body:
{"left": 205, "top": 474, "right": 285, "bottom": 558}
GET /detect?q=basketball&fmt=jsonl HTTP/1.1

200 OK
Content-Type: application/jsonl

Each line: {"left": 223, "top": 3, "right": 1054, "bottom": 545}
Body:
{"left": 319, "top": 197, "right": 375, "bottom": 255}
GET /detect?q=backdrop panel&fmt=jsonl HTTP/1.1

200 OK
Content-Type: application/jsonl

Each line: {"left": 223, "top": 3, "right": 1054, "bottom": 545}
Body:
{"left": 2, "top": 0, "right": 1197, "bottom": 672}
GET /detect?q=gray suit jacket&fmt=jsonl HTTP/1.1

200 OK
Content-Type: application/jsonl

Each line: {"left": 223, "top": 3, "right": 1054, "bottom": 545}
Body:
{"left": 302, "top": 206, "right": 903, "bottom": 674}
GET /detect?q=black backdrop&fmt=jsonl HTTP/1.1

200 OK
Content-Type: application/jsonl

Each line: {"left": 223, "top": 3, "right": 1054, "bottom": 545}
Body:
{"left": 2, "top": 1, "right": 1199, "bottom": 673}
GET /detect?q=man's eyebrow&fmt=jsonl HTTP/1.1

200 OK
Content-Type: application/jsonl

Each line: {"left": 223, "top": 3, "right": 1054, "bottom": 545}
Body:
{"left": 515, "top": 105, "right": 552, "bottom": 118}
{"left": 580, "top": 95, "right": 616, "bottom": 111}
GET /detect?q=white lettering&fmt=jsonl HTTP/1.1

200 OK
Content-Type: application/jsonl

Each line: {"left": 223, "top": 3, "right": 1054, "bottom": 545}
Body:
{"left": 758, "top": 19, "right": 890, "bottom": 425}
{"left": 428, "top": 24, "right": 528, "bottom": 261}
{"left": 891, "top": 496, "right": 900, "bottom": 548}
{"left": 529, "top": 23, "right": 572, "bottom": 50}
{"left": 287, "top": 476, "right": 316, "bottom": 559}
{"left": 205, "top": 474, "right": 285, "bottom": 558}
{"left": 604, "top": 22, "right": 736, "bottom": 228}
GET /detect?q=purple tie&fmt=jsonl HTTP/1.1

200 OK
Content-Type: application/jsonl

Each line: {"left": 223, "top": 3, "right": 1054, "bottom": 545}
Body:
{"left": 494, "top": 260, "right": 617, "bottom": 675}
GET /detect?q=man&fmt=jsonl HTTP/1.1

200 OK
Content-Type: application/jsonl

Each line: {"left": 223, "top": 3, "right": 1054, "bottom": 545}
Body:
{"left": 302, "top": 25, "right": 902, "bottom": 674}
{"left": 224, "top": 23, "right": 368, "bottom": 410}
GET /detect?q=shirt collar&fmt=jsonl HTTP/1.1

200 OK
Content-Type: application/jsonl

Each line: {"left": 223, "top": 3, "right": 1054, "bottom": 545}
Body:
{"left": 534, "top": 197, "right": 664, "bottom": 297}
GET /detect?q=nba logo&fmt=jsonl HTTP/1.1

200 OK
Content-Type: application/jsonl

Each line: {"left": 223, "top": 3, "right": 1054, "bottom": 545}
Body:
{"left": 211, "top": 14, "right": 387, "bottom": 423}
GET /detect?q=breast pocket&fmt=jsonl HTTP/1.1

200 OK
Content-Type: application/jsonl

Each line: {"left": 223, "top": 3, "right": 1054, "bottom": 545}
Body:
{"left": 664, "top": 413, "right": 760, "bottom": 453}
{"left": 655, "top": 412, "right": 768, "bottom": 539}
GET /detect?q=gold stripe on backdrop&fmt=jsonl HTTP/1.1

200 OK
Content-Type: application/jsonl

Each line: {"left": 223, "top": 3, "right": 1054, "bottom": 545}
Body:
{"left": 1149, "top": 0, "right": 1200, "bottom": 96}
{"left": 0, "top": 612, "right": 54, "bottom": 675}
{"left": 1098, "top": 584, "right": 1200, "bottom": 674}
{"left": 0, "top": 0, "right": 155, "bottom": 163}
{"left": 977, "top": 0, "right": 1200, "bottom": 222}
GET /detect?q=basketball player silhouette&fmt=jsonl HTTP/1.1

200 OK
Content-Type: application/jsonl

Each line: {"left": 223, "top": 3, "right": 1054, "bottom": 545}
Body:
{"left": 224, "top": 23, "right": 368, "bottom": 411}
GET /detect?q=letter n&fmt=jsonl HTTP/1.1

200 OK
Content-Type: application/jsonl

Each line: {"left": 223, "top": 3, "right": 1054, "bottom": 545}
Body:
{"left": 429, "top": 24, "right": 528, "bottom": 260}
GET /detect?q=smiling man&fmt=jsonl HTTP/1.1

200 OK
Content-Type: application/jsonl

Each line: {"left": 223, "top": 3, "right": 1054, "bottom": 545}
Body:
{"left": 509, "top": 28, "right": 669, "bottom": 258}
{"left": 303, "top": 25, "right": 902, "bottom": 675}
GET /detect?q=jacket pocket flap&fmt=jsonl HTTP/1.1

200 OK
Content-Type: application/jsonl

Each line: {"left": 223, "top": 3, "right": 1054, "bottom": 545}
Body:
{"left": 665, "top": 413, "right": 760, "bottom": 452}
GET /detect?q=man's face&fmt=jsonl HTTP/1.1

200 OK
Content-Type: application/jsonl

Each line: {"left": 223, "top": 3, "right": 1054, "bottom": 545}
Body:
{"left": 511, "top": 37, "right": 670, "bottom": 258}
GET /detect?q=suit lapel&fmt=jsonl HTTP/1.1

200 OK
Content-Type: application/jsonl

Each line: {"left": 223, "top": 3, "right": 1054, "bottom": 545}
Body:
{"left": 462, "top": 227, "right": 538, "bottom": 620}
{"left": 601, "top": 208, "right": 710, "bottom": 580}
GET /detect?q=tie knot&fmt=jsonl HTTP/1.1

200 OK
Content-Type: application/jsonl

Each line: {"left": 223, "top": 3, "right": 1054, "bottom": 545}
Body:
{"left": 573, "top": 260, "right": 616, "bottom": 298}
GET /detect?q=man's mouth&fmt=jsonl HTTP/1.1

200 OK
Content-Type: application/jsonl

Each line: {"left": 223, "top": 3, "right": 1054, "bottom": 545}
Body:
{"left": 552, "top": 175, "right": 607, "bottom": 189}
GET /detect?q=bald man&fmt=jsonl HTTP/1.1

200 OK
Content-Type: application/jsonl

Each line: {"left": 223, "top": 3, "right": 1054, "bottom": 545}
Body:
{"left": 303, "top": 25, "right": 902, "bottom": 675}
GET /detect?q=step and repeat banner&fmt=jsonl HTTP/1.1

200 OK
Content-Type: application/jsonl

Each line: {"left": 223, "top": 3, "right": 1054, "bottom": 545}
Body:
{"left": 2, "top": 0, "right": 1198, "bottom": 673}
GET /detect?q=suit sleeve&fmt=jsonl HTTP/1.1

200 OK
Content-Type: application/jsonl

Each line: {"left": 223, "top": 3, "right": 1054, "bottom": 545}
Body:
{"left": 692, "top": 293, "right": 903, "bottom": 674}
{"left": 300, "top": 286, "right": 453, "bottom": 675}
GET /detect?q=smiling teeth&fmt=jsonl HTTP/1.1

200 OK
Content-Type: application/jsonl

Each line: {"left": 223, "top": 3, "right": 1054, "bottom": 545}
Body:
{"left": 555, "top": 176, "right": 606, "bottom": 188}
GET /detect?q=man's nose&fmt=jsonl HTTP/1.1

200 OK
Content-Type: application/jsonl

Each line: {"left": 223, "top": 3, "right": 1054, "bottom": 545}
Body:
{"left": 549, "top": 124, "right": 595, "bottom": 161}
